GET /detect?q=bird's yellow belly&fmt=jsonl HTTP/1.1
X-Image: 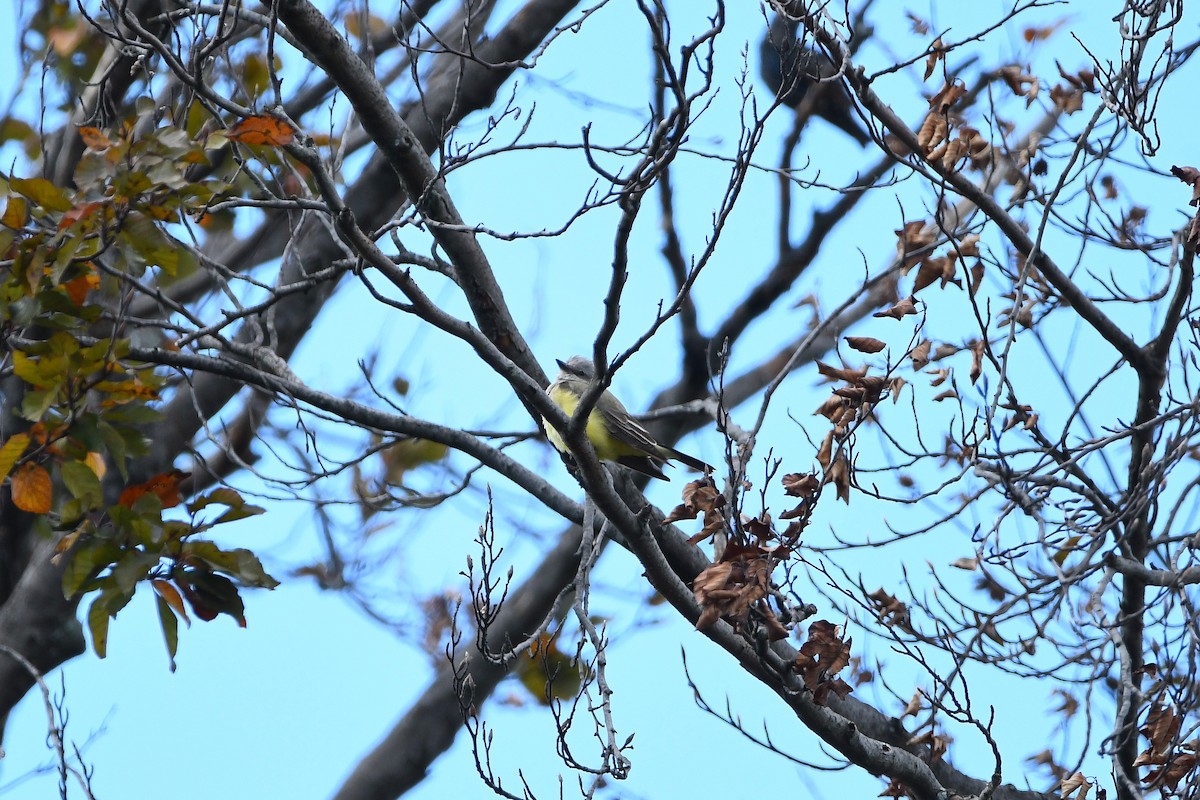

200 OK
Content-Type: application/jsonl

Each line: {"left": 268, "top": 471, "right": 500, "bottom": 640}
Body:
{"left": 546, "top": 386, "right": 638, "bottom": 460}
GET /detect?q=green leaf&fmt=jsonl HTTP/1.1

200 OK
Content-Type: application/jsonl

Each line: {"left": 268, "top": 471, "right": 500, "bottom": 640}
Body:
{"left": 122, "top": 212, "right": 193, "bottom": 277}
{"left": 60, "top": 458, "right": 103, "bottom": 506}
{"left": 188, "top": 486, "right": 266, "bottom": 523}
{"left": 61, "top": 538, "right": 121, "bottom": 598}
{"left": 155, "top": 593, "right": 179, "bottom": 671}
{"left": 214, "top": 504, "right": 267, "bottom": 524}
{"left": 188, "top": 486, "right": 245, "bottom": 512}
{"left": 19, "top": 389, "right": 55, "bottom": 421}
{"left": 85, "top": 582, "right": 137, "bottom": 658}
{"left": 109, "top": 549, "right": 161, "bottom": 595}
{"left": 182, "top": 540, "right": 279, "bottom": 589}
{"left": 87, "top": 595, "right": 110, "bottom": 658}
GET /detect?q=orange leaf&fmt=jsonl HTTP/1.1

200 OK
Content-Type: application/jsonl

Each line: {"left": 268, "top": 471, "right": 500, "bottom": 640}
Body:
{"left": 152, "top": 579, "right": 191, "bottom": 625}
{"left": 62, "top": 271, "right": 100, "bottom": 306}
{"left": 78, "top": 126, "right": 114, "bottom": 150}
{"left": 119, "top": 468, "right": 190, "bottom": 509}
{"left": 226, "top": 115, "right": 297, "bottom": 147}
{"left": 11, "top": 463, "right": 52, "bottom": 513}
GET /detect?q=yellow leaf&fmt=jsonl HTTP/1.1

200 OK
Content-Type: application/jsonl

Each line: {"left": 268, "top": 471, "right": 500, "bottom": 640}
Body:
{"left": 84, "top": 451, "right": 107, "bottom": 479}
{"left": 1, "top": 195, "right": 28, "bottom": 229}
{"left": 1052, "top": 535, "right": 1081, "bottom": 566}
{"left": 0, "top": 433, "right": 31, "bottom": 483}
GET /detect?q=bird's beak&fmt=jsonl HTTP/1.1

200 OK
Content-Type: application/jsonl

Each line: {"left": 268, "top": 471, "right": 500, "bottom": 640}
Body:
{"left": 555, "top": 358, "right": 569, "bottom": 371}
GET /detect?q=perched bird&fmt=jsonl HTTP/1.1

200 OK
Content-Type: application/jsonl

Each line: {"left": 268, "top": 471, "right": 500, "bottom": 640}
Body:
{"left": 759, "top": 14, "right": 870, "bottom": 146}
{"left": 544, "top": 356, "right": 713, "bottom": 481}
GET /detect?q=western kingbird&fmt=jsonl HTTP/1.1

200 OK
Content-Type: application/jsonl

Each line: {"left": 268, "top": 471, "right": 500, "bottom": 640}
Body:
{"left": 544, "top": 356, "right": 712, "bottom": 481}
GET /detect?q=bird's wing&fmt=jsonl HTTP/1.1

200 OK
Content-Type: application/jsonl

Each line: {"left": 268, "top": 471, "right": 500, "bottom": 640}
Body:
{"left": 598, "top": 404, "right": 666, "bottom": 457}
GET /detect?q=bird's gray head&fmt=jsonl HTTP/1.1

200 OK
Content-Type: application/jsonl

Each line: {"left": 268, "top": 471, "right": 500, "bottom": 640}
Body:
{"left": 556, "top": 356, "right": 597, "bottom": 380}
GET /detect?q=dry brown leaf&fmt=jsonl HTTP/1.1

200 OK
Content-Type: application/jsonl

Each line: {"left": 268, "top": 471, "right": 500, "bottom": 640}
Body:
{"left": 913, "top": 256, "right": 947, "bottom": 293}
{"left": 793, "top": 620, "right": 854, "bottom": 704}
{"left": 924, "top": 37, "right": 944, "bottom": 81}
{"left": 902, "top": 689, "right": 923, "bottom": 717}
{"left": 692, "top": 553, "right": 774, "bottom": 633}
{"left": 1061, "top": 772, "right": 1093, "bottom": 800}
{"left": 845, "top": 336, "right": 886, "bottom": 354}
{"left": 815, "top": 394, "right": 847, "bottom": 424}
{"left": 1170, "top": 165, "right": 1200, "bottom": 207}
{"left": 999, "top": 65, "right": 1038, "bottom": 99}
{"left": 874, "top": 296, "right": 919, "bottom": 320}
{"left": 867, "top": 588, "right": 909, "bottom": 627}
{"left": 928, "top": 80, "right": 967, "bottom": 114}
{"left": 781, "top": 472, "right": 820, "bottom": 498}
{"left": 816, "top": 430, "right": 834, "bottom": 468}
{"left": 1050, "top": 84, "right": 1083, "bottom": 114}
{"left": 969, "top": 339, "right": 986, "bottom": 384}
{"left": 957, "top": 233, "right": 980, "bottom": 256}
{"left": 1056, "top": 62, "right": 1096, "bottom": 92}
{"left": 969, "top": 260, "right": 985, "bottom": 295}
{"left": 664, "top": 477, "right": 726, "bottom": 544}
{"left": 896, "top": 221, "right": 936, "bottom": 270}
{"left": 910, "top": 340, "right": 932, "bottom": 370}
{"left": 817, "top": 361, "right": 869, "bottom": 383}
{"left": 827, "top": 451, "right": 850, "bottom": 503}
{"left": 916, "top": 112, "right": 949, "bottom": 153}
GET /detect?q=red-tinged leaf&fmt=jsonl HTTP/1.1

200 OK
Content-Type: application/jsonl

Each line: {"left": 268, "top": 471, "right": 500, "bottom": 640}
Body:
{"left": 0, "top": 433, "right": 31, "bottom": 483}
{"left": 11, "top": 462, "right": 52, "bottom": 513}
{"left": 152, "top": 579, "right": 191, "bottom": 626}
{"left": 58, "top": 201, "right": 106, "bottom": 229}
{"left": 177, "top": 578, "right": 218, "bottom": 622}
{"left": 182, "top": 571, "right": 247, "bottom": 626}
{"left": 225, "top": 115, "right": 297, "bottom": 147}
{"left": 118, "top": 468, "right": 190, "bottom": 509}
